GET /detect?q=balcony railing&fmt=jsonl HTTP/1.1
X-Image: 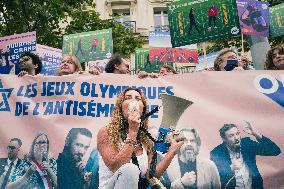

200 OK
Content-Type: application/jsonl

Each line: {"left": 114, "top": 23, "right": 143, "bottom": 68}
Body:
{"left": 122, "top": 21, "right": 137, "bottom": 33}
{"left": 154, "top": 25, "right": 169, "bottom": 32}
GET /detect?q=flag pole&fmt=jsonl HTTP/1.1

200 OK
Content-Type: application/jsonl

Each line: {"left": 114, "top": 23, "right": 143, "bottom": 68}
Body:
{"left": 202, "top": 42, "right": 207, "bottom": 68}
{"left": 241, "top": 34, "right": 245, "bottom": 55}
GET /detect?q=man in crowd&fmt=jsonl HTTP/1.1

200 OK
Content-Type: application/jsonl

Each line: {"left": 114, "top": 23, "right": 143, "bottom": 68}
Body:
{"left": 210, "top": 122, "right": 281, "bottom": 189}
{"left": 105, "top": 53, "right": 130, "bottom": 74}
{"left": 213, "top": 48, "right": 253, "bottom": 71}
{"left": 0, "top": 138, "right": 22, "bottom": 189}
{"left": 158, "top": 64, "right": 177, "bottom": 76}
{"left": 17, "top": 52, "right": 42, "bottom": 77}
{"left": 57, "top": 128, "right": 93, "bottom": 189}
{"left": 160, "top": 128, "right": 221, "bottom": 189}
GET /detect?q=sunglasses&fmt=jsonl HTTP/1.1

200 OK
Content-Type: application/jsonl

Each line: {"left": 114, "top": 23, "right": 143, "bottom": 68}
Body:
{"left": 19, "top": 56, "right": 31, "bottom": 64}
{"left": 7, "top": 146, "right": 17, "bottom": 150}
{"left": 35, "top": 141, "right": 48, "bottom": 145}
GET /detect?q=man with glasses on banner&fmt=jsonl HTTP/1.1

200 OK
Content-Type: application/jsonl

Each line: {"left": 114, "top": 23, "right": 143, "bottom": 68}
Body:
{"left": 0, "top": 138, "right": 22, "bottom": 189}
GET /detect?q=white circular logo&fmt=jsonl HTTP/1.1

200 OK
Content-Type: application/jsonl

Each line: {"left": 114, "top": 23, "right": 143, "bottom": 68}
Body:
{"left": 231, "top": 27, "right": 239, "bottom": 35}
{"left": 106, "top": 53, "right": 112, "bottom": 59}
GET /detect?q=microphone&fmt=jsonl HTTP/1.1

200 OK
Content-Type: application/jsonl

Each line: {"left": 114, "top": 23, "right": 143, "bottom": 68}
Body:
{"left": 42, "top": 151, "right": 48, "bottom": 176}
{"left": 139, "top": 106, "right": 161, "bottom": 143}
{"left": 42, "top": 151, "right": 48, "bottom": 162}
{"left": 141, "top": 106, "right": 160, "bottom": 122}
{"left": 235, "top": 146, "right": 241, "bottom": 159}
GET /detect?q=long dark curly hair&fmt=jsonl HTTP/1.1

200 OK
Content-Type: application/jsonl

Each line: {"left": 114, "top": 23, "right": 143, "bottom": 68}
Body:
{"left": 107, "top": 88, "right": 154, "bottom": 153}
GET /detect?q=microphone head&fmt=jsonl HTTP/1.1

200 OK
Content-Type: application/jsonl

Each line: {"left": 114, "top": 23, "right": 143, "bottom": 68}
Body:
{"left": 235, "top": 146, "right": 241, "bottom": 159}
{"left": 42, "top": 151, "right": 48, "bottom": 162}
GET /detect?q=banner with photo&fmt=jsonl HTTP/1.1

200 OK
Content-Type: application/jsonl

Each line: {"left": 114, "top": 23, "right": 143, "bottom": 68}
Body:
{"left": 167, "top": 0, "right": 240, "bottom": 47}
{"left": 36, "top": 44, "right": 62, "bottom": 76}
{"left": 135, "top": 48, "right": 174, "bottom": 73}
{"left": 0, "top": 32, "right": 36, "bottom": 74}
{"left": 270, "top": 3, "right": 284, "bottom": 38}
{"left": 237, "top": 0, "right": 270, "bottom": 37}
{"left": 0, "top": 72, "right": 283, "bottom": 188}
{"left": 149, "top": 48, "right": 198, "bottom": 64}
{"left": 62, "top": 29, "right": 113, "bottom": 63}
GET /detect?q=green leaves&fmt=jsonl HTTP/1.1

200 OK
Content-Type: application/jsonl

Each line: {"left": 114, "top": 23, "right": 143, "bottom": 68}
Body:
{"left": 0, "top": 1, "right": 144, "bottom": 58}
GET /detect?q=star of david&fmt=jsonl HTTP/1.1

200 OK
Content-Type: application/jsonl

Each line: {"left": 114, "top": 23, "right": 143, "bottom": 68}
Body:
{"left": 0, "top": 80, "right": 13, "bottom": 112}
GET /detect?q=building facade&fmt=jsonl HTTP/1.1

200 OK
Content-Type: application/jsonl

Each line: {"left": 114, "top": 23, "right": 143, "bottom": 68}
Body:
{"left": 95, "top": 0, "right": 175, "bottom": 36}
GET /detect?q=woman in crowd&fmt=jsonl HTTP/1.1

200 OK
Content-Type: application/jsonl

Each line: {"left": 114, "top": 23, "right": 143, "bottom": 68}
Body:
{"left": 7, "top": 132, "right": 57, "bottom": 189}
{"left": 97, "top": 88, "right": 183, "bottom": 189}
{"left": 214, "top": 48, "right": 246, "bottom": 71}
{"left": 57, "top": 54, "right": 101, "bottom": 76}
{"left": 265, "top": 44, "right": 284, "bottom": 70}
{"left": 57, "top": 54, "right": 82, "bottom": 76}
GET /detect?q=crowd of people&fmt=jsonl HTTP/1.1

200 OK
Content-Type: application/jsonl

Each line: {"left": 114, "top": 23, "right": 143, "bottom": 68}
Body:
{"left": 13, "top": 44, "right": 284, "bottom": 78}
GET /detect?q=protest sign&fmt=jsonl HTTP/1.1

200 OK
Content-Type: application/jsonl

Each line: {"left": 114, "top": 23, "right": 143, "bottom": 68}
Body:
{"left": 149, "top": 48, "right": 198, "bottom": 64}
{"left": 237, "top": 0, "right": 270, "bottom": 37}
{"left": 0, "top": 32, "right": 36, "bottom": 74}
{"left": 149, "top": 31, "right": 198, "bottom": 49}
{"left": 270, "top": 3, "right": 284, "bottom": 37}
{"left": 167, "top": 0, "right": 240, "bottom": 47}
{"left": 0, "top": 72, "right": 283, "bottom": 188}
{"left": 62, "top": 29, "right": 113, "bottom": 63}
{"left": 37, "top": 44, "right": 62, "bottom": 76}
{"left": 135, "top": 48, "right": 174, "bottom": 73}
{"left": 149, "top": 31, "right": 172, "bottom": 47}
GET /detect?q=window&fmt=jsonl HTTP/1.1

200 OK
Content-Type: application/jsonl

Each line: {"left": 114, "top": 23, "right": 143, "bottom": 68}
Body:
{"left": 153, "top": 8, "right": 169, "bottom": 32}
{"left": 113, "top": 9, "right": 131, "bottom": 23}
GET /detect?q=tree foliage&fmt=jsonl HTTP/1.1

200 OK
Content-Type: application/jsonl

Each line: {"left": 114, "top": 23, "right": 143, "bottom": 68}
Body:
{"left": 0, "top": 0, "right": 144, "bottom": 57}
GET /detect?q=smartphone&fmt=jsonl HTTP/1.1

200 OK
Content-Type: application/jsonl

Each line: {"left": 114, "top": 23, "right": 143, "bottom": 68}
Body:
{"left": 224, "top": 59, "right": 238, "bottom": 71}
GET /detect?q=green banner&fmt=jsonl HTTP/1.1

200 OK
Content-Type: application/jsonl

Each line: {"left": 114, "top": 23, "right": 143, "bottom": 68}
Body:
{"left": 135, "top": 48, "right": 173, "bottom": 73}
{"left": 270, "top": 3, "right": 284, "bottom": 37}
{"left": 167, "top": 0, "right": 240, "bottom": 47}
{"left": 62, "top": 29, "right": 113, "bottom": 62}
